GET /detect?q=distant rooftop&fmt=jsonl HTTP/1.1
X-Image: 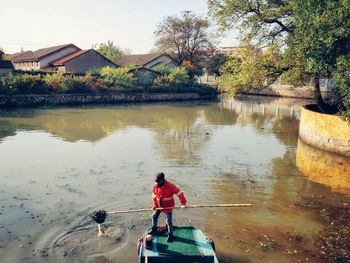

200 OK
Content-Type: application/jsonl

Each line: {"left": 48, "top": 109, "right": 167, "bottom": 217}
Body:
{"left": 52, "top": 49, "right": 90, "bottom": 65}
{"left": 11, "top": 44, "right": 80, "bottom": 62}
{"left": 116, "top": 53, "right": 173, "bottom": 66}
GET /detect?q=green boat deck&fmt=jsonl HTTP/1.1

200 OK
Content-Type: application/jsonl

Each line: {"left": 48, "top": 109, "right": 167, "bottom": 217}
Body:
{"left": 139, "top": 226, "right": 218, "bottom": 263}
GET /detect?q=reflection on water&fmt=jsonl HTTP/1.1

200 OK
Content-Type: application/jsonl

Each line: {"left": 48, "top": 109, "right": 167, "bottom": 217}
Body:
{"left": 296, "top": 139, "right": 350, "bottom": 195}
{"left": 0, "top": 96, "right": 349, "bottom": 263}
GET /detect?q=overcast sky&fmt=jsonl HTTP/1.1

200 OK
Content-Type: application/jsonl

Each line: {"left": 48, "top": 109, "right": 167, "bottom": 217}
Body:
{"left": 0, "top": 0, "right": 236, "bottom": 54}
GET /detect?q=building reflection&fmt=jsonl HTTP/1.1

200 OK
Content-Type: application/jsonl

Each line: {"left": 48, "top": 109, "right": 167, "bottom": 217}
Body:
{"left": 296, "top": 139, "right": 350, "bottom": 196}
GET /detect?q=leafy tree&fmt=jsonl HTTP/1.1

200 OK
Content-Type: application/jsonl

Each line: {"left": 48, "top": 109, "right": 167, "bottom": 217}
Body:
{"left": 208, "top": 0, "right": 294, "bottom": 47}
{"left": 333, "top": 55, "right": 350, "bottom": 120}
{"left": 100, "top": 67, "right": 136, "bottom": 88}
{"left": 205, "top": 53, "right": 227, "bottom": 76}
{"left": 168, "top": 67, "right": 190, "bottom": 84}
{"left": 153, "top": 64, "right": 173, "bottom": 75}
{"left": 218, "top": 44, "right": 283, "bottom": 94}
{"left": 153, "top": 66, "right": 191, "bottom": 86}
{"left": 96, "top": 41, "right": 124, "bottom": 62}
{"left": 289, "top": 0, "right": 350, "bottom": 114}
{"left": 154, "top": 11, "right": 213, "bottom": 76}
{"left": 209, "top": 0, "right": 350, "bottom": 115}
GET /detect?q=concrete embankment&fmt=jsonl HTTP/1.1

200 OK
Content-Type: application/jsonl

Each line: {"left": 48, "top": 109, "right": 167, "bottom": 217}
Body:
{"left": 0, "top": 93, "right": 216, "bottom": 108}
{"left": 241, "top": 86, "right": 331, "bottom": 99}
{"left": 299, "top": 105, "right": 350, "bottom": 158}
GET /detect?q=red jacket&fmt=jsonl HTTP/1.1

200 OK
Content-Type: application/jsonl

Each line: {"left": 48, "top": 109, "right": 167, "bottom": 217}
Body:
{"left": 152, "top": 180, "right": 186, "bottom": 214}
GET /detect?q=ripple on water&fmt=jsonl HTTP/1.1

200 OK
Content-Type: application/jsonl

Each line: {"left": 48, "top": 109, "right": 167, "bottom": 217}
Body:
{"left": 50, "top": 222, "right": 127, "bottom": 262}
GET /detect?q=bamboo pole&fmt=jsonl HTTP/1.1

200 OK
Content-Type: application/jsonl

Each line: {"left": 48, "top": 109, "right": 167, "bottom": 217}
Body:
{"left": 107, "top": 203, "right": 252, "bottom": 215}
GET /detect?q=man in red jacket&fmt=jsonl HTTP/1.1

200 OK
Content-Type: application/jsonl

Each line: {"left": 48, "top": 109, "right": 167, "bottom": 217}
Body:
{"left": 150, "top": 172, "right": 187, "bottom": 242}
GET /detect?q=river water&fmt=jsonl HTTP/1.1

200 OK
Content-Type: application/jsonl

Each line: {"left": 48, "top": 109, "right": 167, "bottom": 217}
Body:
{"left": 0, "top": 96, "right": 349, "bottom": 263}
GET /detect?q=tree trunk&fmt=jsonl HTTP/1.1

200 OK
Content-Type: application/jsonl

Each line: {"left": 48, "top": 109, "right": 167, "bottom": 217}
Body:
{"left": 312, "top": 74, "right": 338, "bottom": 114}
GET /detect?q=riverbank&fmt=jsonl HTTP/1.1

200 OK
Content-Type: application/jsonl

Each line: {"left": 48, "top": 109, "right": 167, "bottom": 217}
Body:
{"left": 299, "top": 105, "right": 350, "bottom": 158}
{"left": 0, "top": 92, "right": 217, "bottom": 108}
{"left": 241, "top": 86, "right": 332, "bottom": 100}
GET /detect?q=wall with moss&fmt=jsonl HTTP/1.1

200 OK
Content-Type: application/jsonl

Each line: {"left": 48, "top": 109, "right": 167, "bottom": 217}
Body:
{"left": 299, "top": 105, "right": 350, "bottom": 157}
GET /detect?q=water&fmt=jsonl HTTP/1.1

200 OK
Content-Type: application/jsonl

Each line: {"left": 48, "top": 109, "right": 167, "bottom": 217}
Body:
{"left": 0, "top": 96, "right": 349, "bottom": 263}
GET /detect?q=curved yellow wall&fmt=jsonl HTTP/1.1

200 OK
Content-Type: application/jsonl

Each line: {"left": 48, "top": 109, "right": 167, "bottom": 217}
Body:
{"left": 299, "top": 105, "right": 350, "bottom": 157}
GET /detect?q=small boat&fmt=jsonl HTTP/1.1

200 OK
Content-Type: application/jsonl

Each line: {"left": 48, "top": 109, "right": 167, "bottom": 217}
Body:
{"left": 138, "top": 226, "right": 218, "bottom": 263}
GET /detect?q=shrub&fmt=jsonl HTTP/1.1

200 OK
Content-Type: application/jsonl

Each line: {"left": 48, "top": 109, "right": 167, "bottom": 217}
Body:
{"left": 168, "top": 67, "right": 190, "bottom": 84}
{"left": 100, "top": 67, "right": 136, "bottom": 88}
{"left": 153, "top": 64, "right": 173, "bottom": 75}
{"left": 0, "top": 73, "right": 49, "bottom": 95}
{"left": 44, "top": 72, "right": 94, "bottom": 94}
{"left": 44, "top": 72, "right": 65, "bottom": 92}
{"left": 152, "top": 66, "right": 190, "bottom": 87}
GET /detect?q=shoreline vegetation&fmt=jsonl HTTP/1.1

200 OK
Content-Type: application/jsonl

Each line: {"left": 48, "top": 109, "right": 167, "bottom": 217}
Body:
{"left": 0, "top": 66, "right": 218, "bottom": 107}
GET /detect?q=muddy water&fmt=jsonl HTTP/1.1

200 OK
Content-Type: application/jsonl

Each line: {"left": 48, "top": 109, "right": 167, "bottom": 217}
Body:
{"left": 0, "top": 96, "right": 349, "bottom": 263}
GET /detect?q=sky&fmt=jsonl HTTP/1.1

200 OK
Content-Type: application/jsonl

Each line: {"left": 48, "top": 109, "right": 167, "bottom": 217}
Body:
{"left": 0, "top": 0, "right": 236, "bottom": 54}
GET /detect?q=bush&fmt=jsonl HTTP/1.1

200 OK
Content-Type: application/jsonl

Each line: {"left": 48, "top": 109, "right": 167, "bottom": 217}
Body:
{"left": 0, "top": 67, "right": 217, "bottom": 96}
{"left": 168, "top": 67, "right": 190, "bottom": 84}
{"left": 153, "top": 64, "right": 173, "bottom": 75}
{"left": 100, "top": 67, "right": 136, "bottom": 88}
{"left": 44, "top": 72, "right": 96, "bottom": 94}
{"left": 44, "top": 72, "right": 65, "bottom": 92}
{"left": 0, "top": 73, "right": 50, "bottom": 95}
{"left": 153, "top": 66, "right": 190, "bottom": 87}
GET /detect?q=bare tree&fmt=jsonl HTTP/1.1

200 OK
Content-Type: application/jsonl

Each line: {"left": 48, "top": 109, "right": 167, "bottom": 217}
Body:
{"left": 154, "top": 11, "right": 214, "bottom": 76}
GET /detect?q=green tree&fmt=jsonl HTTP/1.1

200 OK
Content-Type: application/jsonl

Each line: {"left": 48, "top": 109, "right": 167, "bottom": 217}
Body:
{"left": 289, "top": 0, "right": 350, "bottom": 114}
{"left": 218, "top": 44, "right": 284, "bottom": 94}
{"left": 100, "top": 67, "right": 136, "bottom": 88}
{"left": 96, "top": 41, "right": 124, "bottom": 62}
{"left": 205, "top": 53, "right": 227, "bottom": 76}
{"left": 209, "top": 0, "right": 350, "bottom": 115}
{"left": 154, "top": 11, "right": 213, "bottom": 76}
{"left": 208, "top": 0, "right": 294, "bottom": 47}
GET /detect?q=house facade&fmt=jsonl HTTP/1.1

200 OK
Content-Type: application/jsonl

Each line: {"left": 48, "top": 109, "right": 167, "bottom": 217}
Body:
{"left": 116, "top": 53, "right": 178, "bottom": 69}
{"left": 128, "top": 67, "right": 160, "bottom": 85}
{"left": 11, "top": 44, "right": 117, "bottom": 73}
{"left": 11, "top": 44, "right": 80, "bottom": 71}
{"left": 52, "top": 49, "right": 117, "bottom": 73}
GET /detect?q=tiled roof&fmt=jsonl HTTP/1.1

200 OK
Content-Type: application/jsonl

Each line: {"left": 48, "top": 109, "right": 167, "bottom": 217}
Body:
{"left": 11, "top": 44, "right": 80, "bottom": 62}
{"left": 116, "top": 53, "right": 167, "bottom": 66}
{"left": 11, "top": 51, "right": 32, "bottom": 60}
{"left": 52, "top": 50, "right": 90, "bottom": 65}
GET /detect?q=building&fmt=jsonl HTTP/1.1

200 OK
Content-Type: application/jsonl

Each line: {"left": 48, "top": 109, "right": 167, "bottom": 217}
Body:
{"left": 0, "top": 50, "right": 14, "bottom": 76}
{"left": 51, "top": 49, "right": 117, "bottom": 73}
{"left": 11, "top": 44, "right": 117, "bottom": 73}
{"left": 128, "top": 66, "right": 160, "bottom": 85}
{"left": 11, "top": 44, "right": 81, "bottom": 71}
{"left": 116, "top": 53, "right": 178, "bottom": 69}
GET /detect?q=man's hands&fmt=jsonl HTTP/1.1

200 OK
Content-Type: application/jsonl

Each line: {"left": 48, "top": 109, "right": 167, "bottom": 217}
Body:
{"left": 152, "top": 206, "right": 157, "bottom": 211}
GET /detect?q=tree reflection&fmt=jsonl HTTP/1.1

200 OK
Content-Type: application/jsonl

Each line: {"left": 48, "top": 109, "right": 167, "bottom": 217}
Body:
{"left": 0, "top": 104, "right": 213, "bottom": 164}
{"left": 0, "top": 120, "right": 18, "bottom": 142}
{"left": 202, "top": 104, "right": 239, "bottom": 125}
{"left": 271, "top": 116, "right": 299, "bottom": 147}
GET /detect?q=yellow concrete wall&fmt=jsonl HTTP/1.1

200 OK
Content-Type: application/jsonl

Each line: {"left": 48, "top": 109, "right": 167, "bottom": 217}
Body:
{"left": 296, "top": 139, "right": 350, "bottom": 195}
{"left": 299, "top": 105, "right": 350, "bottom": 157}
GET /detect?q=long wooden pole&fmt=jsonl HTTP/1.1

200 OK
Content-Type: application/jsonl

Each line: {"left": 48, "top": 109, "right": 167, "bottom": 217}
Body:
{"left": 107, "top": 203, "right": 252, "bottom": 215}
